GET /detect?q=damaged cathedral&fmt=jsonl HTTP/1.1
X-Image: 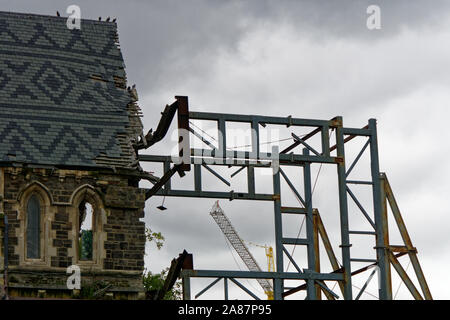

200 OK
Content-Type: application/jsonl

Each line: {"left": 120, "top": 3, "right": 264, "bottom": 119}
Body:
{"left": 0, "top": 11, "right": 157, "bottom": 299}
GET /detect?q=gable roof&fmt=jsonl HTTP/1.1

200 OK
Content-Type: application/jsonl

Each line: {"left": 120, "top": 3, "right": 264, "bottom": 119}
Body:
{"left": 0, "top": 11, "right": 143, "bottom": 169}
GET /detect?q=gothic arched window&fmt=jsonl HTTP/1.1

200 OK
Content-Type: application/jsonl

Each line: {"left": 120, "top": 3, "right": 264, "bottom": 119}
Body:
{"left": 26, "top": 194, "right": 41, "bottom": 259}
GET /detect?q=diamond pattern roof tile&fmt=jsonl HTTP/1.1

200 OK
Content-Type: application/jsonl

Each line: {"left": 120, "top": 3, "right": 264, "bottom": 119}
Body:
{"left": 0, "top": 11, "right": 142, "bottom": 169}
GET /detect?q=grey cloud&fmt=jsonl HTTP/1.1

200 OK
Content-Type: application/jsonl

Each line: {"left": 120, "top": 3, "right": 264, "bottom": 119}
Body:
{"left": 1, "top": 0, "right": 448, "bottom": 299}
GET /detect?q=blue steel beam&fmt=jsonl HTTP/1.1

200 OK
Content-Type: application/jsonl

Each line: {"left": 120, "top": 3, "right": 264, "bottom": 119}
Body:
{"left": 315, "top": 280, "right": 339, "bottom": 299}
{"left": 345, "top": 139, "right": 370, "bottom": 178}
{"left": 280, "top": 207, "right": 308, "bottom": 214}
{"left": 335, "top": 116, "right": 353, "bottom": 300}
{"left": 189, "top": 126, "right": 217, "bottom": 150}
{"left": 346, "top": 180, "right": 373, "bottom": 185}
{"left": 218, "top": 119, "right": 226, "bottom": 157}
{"left": 224, "top": 278, "right": 228, "bottom": 300}
{"left": 195, "top": 277, "right": 223, "bottom": 299}
{"left": 303, "top": 148, "right": 317, "bottom": 300}
{"left": 149, "top": 189, "right": 275, "bottom": 201}
{"left": 202, "top": 164, "right": 231, "bottom": 186}
{"left": 182, "top": 275, "right": 191, "bottom": 300}
{"left": 279, "top": 168, "right": 306, "bottom": 207}
{"left": 189, "top": 111, "right": 334, "bottom": 128}
{"left": 272, "top": 165, "right": 284, "bottom": 299}
{"left": 181, "top": 270, "right": 344, "bottom": 281}
{"left": 229, "top": 278, "right": 260, "bottom": 300}
{"left": 321, "top": 126, "right": 331, "bottom": 157}
{"left": 282, "top": 238, "right": 309, "bottom": 245}
{"left": 194, "top": 164, "right": 202, "bottom": 191}
{"left": 346, "top": 186, "right": 376, "bottom": 229}
{"left": 292, "top": 133, "right": 320, "bottom": 156}
{"left": 247, "top": 166, "right": 255, "bottom": 196}
{"left": 281, "top": 127, "right": 321, "bottom": 154}
{"left": 369, "top": 119, "right": 392, "bottom": 300}
{"left": 355, "top": 268, "right": 378, "bottom": 300}
{"left": 251, "top": 120, "right": 260, "bottom": 158}
{"left": 330, "top": 124, "right": 370, "bottom": 152}
{"left": 342, "top": 127, "right": 371, "bottom": 136}
{"left": 349, "top": 230, "right": 376, "bottom": 235}
{"left": 230, "top": 165, "right": 246, "bottom": 178}
{"left": 163, "top": 161, "right": 171, "bottom": 190}
{"left": 282, "top": 245, "right": 303, "bottom": 273}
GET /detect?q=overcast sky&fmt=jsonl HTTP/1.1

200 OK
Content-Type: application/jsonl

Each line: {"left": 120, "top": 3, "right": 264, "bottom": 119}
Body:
{"left": 2, "top": 0, "right": 450, "bottom": 300}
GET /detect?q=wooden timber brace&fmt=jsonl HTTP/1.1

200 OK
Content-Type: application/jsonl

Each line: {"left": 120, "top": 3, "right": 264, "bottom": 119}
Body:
{"left": 283, "top": 173, "right": 431, "bottom": 300}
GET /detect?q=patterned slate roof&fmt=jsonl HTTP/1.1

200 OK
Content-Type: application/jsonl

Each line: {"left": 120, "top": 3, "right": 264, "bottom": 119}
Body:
{"left": 0, "top": 11, "right": 143, "bottom": 169}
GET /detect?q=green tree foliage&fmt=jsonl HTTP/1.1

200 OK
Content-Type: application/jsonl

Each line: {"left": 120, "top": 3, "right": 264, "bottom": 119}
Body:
{"left": 143, "top": 227, "right": 182, "bottom": 300}
{"left": 142, "top": 268, "right": 182, "bottom": 300}
{"left": 79, "top": 229, "right": 92, "bottom": 260}
{"left": 145, "top": 227, "right": 165, "bottom": 250}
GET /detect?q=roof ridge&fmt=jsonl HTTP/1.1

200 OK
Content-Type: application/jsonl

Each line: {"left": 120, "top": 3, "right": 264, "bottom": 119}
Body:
{"left": 0, "top": 10, "right": 117, "bottom": 25}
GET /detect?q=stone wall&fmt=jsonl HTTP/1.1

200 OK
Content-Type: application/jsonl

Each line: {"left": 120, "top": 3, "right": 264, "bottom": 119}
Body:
{"left": 103, "top": 207, "right": 146, "bottom": 271}
{"left": 0, "top": 167, "right": 147, "bottom": 298}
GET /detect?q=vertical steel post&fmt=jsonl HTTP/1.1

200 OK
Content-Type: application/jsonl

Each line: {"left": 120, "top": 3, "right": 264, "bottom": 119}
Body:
{"left": 224, "top": 278, "right": 228, "bottom": 300}
{"left": 163, "top": 161, "right": 172, "bottom": 191}
{"left": 303, "top": 148, "right": 317, "bottom": 300}
{"left": 194, "top": 164, "right": 202, "bottom": 192}
{"left": 182, "top": 273, "right": 191, "bottom": 300}
{"left": 369, "top": 119, "right": 391, "bottom": 300}
{"left": 380, "top": 173, "right": 392, "bottom": 298}
{"left": 321, "top": 125, "right": 330, "bottom": 157}
{"left": 335, "top": 116, "right": 353, "bottom": 300}
{"left": 218, "top": 119, "right": 226, "bottom": 161}
{"left": 248, "top": 166, "right": 255, "bottom": 196}
{"left": 251, "top": 120, "right": 260, "bottom": 159}
{"left": 272, "top": 166, "right": 284, "bottom": 300}
{"left": 313, "top": 211, "right": 321, "bottom": 299}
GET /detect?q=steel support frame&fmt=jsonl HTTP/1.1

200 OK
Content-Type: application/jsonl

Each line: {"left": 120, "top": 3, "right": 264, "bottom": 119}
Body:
{"left": 140, "top": 104, "right": 429, "bottom": 300}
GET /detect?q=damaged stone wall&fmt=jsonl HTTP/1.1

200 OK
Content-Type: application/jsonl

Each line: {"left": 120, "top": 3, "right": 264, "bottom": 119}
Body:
{"left": 0, "top": 167, "right": 146, "bottom": 298}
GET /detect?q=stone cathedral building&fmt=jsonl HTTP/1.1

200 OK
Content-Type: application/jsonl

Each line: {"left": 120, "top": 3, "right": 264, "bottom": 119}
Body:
{"left": 0, "top": 11, "right": 151, "bottom": 299}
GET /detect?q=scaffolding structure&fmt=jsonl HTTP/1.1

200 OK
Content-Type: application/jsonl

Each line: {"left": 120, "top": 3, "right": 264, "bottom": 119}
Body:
{"left": 140, "top": 96, "right": 432, "bottom": 300}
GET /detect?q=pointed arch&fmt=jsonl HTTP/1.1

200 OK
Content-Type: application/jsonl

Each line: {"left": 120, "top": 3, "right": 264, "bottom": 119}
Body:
{"left": 69, "top": 184, "right": 101, "bottom": 206}
{"left": 17, "top": 180, "right": 53, "bottom": 205}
